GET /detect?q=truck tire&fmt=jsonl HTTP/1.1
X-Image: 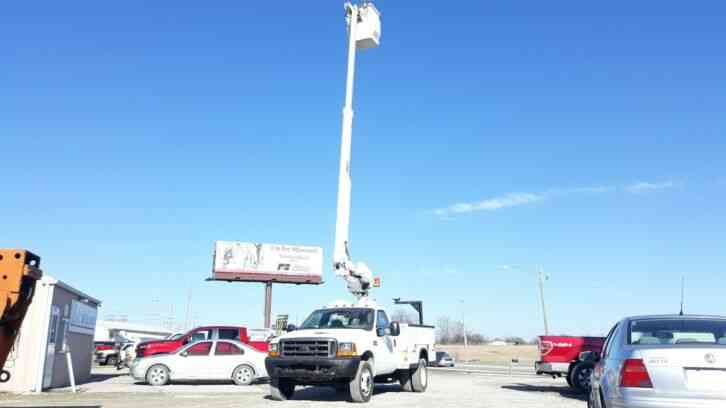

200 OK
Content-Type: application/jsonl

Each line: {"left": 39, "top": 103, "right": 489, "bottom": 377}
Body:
{"left": 399, "top": 371, "right": 413, "bottom": 392}
{"left": 410, "top": 359, "right": 428, "bottom": 393}
{"left": 566, "top": 367, "right": 574, "bottom": 387}
{"left": 269, "top": 378, "right": 295, "bottom": 401}
{"left": 570, "top": 362, "right": 594, "bottom": 394}
{"left": 349, "top": 360, "right": 374, "bottom": 403}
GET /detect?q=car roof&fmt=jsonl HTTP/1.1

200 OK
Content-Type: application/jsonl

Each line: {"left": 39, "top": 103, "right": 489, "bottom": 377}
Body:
{"left": 623, "top": 314, "right": 726, "bottom": 322}
{"left": 193, "top": 326, "right": 243, "bottom": 330}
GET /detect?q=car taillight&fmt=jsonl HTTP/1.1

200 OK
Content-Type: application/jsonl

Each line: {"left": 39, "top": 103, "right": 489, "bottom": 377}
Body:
{"left": 539, "top": 340, "right": 554, "bottom": 356}
{"left": 620, "top": 359, "right": 653, "bottom": 388}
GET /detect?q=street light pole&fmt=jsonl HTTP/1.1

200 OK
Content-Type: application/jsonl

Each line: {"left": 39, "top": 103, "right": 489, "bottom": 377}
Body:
{"left": 538, "top": 267, "right": 550, "bottom": 335}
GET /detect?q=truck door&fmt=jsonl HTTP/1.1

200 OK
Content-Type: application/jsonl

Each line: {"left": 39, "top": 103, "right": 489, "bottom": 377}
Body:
{"left": 373, "top": 310, "right": 397, "bottom": 375}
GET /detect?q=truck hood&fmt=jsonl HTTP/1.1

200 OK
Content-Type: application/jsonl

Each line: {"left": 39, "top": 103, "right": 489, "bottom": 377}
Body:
{"left": 277, "top": 328, "right": 369, "bottom": 344}
{"left": 137, "top": 339, "right": 175, "bottom": 348}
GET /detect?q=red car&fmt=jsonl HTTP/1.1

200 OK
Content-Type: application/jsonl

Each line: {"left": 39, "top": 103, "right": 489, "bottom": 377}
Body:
{"left": 135, "top": 326, "right": 268, "bottom": 358}
{"left": 535, "top": 335, "right": 605, "bottom": 393}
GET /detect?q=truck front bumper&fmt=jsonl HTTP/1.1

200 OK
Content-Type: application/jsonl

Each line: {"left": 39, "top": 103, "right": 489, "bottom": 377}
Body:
{"left": 265, "top": 356, "right": 361, "bottom": 384}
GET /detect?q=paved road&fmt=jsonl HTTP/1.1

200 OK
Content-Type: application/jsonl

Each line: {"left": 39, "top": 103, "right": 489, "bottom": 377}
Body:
{"left": 0, "top": 366, "right": 586, "bottom": 408}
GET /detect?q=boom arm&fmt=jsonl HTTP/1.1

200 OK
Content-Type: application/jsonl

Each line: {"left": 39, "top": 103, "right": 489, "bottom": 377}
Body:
{"left": 333, "top": 2, "right": 375, "bottom": 300}
{"left": 0, "top": 249, "right": 42, "bottom": 382}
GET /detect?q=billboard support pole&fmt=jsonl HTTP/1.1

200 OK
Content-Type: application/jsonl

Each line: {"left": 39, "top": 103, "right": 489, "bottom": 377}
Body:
{"left": 264, "top": 282, "right": 272, "bottom": 329}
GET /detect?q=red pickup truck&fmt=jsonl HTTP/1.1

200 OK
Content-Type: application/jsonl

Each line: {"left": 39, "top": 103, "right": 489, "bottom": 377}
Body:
{"left": 535, "top": 335, "right": 605, "bottom": 393}
{"left": 135, "top": 326, "right": 269, "bottom": 358}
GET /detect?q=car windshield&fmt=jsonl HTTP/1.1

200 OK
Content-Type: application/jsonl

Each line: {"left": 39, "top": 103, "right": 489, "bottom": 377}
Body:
{"left": 629, "top": 318, "right": 726, "bottom": 345}
{"left": 300, "top": 308, "right": 374, "bottom": 330}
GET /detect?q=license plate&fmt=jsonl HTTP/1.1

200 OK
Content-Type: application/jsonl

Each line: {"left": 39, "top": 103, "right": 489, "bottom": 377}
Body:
{"left": 687, "top": 369, "right": 726, "bottom": 391}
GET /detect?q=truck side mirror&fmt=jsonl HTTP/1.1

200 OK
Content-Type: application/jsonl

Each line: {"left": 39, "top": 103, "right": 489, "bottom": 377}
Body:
{"left": 180, "top": 351, "right": 189, "bottom": 357}
{"left": 389, "top": 322, "right": 401, "bottom": 337}
{"left": 286, "top": 324, "right": 297, "bottom": 332}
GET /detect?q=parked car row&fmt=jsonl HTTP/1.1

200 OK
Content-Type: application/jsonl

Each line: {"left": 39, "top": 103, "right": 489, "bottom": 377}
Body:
{"left": 127, "top": 325, "right": 271, "bottom": 386}
{"left": 130, "top": 339, "right": 268, "bottom": 386}
{"left": 93, "top": 341, "right": 118, "bottom": 366}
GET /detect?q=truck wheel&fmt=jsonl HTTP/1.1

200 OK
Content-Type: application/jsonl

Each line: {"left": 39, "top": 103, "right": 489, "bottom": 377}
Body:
{"left": 566, "top": 368, "right": 574, "bottom": 387}
{"left": 232, "top": 364, "right": 255, "bottom": 386}
{"left": 571, "top": 362, "right": 594, "bottom": 394}
{"left": 411, "top": 359, "right": 428, "bottom": 393}
{"left": 349, "top": 360, "right": 374, "bottom": 403}
{"left": 146, "top": 364, "right": 170, "bottom": 386}
{"left": 399, "top": 373, "right": 413, "bottom": 392}
{"left": 269, "top": 378, "right": 295, "bottom": 401}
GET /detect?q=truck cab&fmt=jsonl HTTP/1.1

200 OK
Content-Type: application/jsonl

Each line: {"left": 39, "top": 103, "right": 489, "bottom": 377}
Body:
{"left": 265, "top": 300, "right": 434, "bottom": 402}
{"left": 136, "top": 326, "right": 268, "bottom": 358}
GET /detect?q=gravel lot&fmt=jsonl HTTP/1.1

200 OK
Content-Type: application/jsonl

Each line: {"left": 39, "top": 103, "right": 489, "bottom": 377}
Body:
{"left": 0, "top": 366, "right": 587, "bottom": 408}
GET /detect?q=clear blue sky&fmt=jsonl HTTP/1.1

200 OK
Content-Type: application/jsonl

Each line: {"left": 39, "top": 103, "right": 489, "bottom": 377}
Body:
{"left": 3, "top": 1, "right": 725, "bottom": 339}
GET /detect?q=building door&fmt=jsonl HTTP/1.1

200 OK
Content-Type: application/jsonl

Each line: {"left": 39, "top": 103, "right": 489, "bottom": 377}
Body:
{"left": 42, "top": 305, "right": 61, "bottom": 389}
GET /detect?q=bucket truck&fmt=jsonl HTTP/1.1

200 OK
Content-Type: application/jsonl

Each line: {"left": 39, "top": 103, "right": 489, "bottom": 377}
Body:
{"left": 265, "top": 2, "right": 435, "bottom": 403}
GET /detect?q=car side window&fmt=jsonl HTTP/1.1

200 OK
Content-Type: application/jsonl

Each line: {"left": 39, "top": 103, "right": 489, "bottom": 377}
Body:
{"left": 602, "top": 323, "right": 619, "bottom": 359}
{"left": 218, "top": 329, "right": 240, "bottom": 341}
{"left": 377, "top": 310, "right": 390, "bottom": 330}
{"left": 215, "top": 341, "right": 243, "bottom": 355}
{"left": 186, "top": 341, "right": 212, "bottom": 356}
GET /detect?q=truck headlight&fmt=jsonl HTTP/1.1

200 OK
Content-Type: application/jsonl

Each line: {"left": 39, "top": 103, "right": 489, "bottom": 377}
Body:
{"left": 269, "top": 343, "right": 280, "bottom": 357}
{"left": 336, "top": 342, "right": 357, "bottom": 358}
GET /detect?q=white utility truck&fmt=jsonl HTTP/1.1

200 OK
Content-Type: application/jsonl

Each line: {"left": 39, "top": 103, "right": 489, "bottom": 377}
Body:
{"left": 266, "top": 299, "right": 435, "bottom": 402}
{"left": 265, "top": 1, "right": 435, "bottom": 402}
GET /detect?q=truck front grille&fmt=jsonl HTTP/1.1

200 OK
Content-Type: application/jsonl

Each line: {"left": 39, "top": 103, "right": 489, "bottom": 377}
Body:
{"left": 281, "top": 339, "right": 335, "bottom": 358}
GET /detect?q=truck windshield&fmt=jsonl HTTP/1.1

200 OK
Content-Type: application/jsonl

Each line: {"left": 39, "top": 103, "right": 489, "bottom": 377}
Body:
{"left": 300, "top": 308, "right": 374, "bottom": 330}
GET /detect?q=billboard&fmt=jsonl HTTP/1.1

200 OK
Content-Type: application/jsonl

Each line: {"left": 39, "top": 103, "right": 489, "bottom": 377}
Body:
{"left": 212, "top": 241, "right": 323, "bottom": 284}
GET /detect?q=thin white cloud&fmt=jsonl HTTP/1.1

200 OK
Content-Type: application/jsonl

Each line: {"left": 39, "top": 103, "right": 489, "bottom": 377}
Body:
{"left": 435, "top": 192, "right": 544, "bottom": 216}
{"left": 435, "top": 180, "right": 681, "bottom": 217}
{"left": 625, "top": 181, "right": 676, "bottom": 194}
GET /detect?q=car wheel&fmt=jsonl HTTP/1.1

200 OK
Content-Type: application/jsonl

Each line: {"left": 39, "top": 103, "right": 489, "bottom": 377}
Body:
{"left": 571, "top": 362, "right": 594, "bottom": 394}
{"left": 146, "top": 364, "right": 170, "bottom": 386}
{"left": 411, "top": 359, "right": 428, "bottom": 393}
{"left": 349, "top": 360, "right": 374, "bottom": 403}
{"left": 269, "top": 378, "right": 295, "bottom": 401}
{"left": 232, "top": 364, "right": 255, "bottom": 386}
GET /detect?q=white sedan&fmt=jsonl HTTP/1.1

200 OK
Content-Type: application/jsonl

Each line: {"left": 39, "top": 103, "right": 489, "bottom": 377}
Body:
{"left": 130, "top": 339, "right": 268, "bottom": 386}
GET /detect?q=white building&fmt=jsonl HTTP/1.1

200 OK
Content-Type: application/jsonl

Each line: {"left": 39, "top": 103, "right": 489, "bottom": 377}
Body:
{"left": 0, "top": 275, "right": 101, "bottom": 393}
{"left": 94, "top": 320, "right": 174, "bottom": 343}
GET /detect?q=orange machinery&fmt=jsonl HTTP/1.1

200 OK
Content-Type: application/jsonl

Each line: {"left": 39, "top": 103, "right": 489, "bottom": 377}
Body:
{"left": 0, "top": 249, "right": 42, "bottom": 383}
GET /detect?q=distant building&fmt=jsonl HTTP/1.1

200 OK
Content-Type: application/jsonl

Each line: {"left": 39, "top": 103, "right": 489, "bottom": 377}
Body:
{"left": 0, "top": 275, "right": 101, "bottom": 393}
{"left": 488, "top": 340, "right": 509, "bottom": 346}
{"left": 94, "top": 320, "right": 175, "bottom": 343}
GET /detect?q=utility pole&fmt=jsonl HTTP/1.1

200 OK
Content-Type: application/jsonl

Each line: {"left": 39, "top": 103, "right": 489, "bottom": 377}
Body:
{"left": 184, "top": 288, "right": 192, "bottom": 330}
{"left": 538, "top": 267, "right": 550, "bottom": 335}
{"left": 459, "top": 299, "right": 468, "bottom": 347}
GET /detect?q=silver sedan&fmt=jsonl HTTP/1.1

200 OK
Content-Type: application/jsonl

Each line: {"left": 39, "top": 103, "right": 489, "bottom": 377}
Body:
{"left": 589, "top": 314, "right": 726, "bottom": 408}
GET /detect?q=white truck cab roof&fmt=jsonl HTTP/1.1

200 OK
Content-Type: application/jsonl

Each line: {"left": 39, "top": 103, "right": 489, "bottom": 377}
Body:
{"left": 325, "top": 298, "right": 379, "bottom": 309}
